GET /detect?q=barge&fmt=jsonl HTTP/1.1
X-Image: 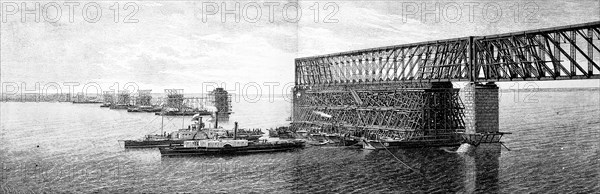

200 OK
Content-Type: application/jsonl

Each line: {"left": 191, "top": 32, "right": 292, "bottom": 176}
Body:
{"left": 127, "top": 106, "right": 162, "bottom": 113}
{"left": 155, "top": 110, "right": 212, "bottom": 116}
{"left": 110, "top": 104, "right": 135, "bottom": 109}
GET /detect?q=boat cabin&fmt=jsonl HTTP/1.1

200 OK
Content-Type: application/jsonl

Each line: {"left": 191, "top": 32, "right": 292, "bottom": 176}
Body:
{"left": 183, "top": 139, "right": 249, "bottom": 148}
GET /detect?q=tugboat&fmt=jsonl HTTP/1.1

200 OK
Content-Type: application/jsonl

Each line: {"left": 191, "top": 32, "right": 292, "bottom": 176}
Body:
{"left": 159, "top": 122, "right": 305, "bottom": 156}
{"left": 123, "top": 115, "right": 211, "bottom": 148}
{"left": 124, "top": 111, "right": 226, "bottom": 149}
{"left": 123, "top": 112, "right": 254, "bottom": 148}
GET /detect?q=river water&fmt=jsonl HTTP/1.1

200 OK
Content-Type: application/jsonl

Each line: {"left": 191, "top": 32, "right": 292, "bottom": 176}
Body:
{"left": 0, "top": 89, "right": 598, "bottom": 193}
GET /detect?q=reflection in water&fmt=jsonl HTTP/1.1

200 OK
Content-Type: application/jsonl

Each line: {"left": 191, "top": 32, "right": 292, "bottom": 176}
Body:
{"left": 461, "top": 143, "right": 501, "bottom": 193}
{"left": 283, "top": 146, "right": 483, "bottom": 193}
{"left": 279, "top": 145, "right": 504, "bottom": 193}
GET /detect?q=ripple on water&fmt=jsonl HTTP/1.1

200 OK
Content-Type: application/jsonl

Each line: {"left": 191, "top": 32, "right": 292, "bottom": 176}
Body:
{"left": 1, "top": 90, "right": 599, "bottom": 192}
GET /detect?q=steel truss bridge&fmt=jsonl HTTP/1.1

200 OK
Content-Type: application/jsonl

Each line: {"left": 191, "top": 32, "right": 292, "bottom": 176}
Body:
{"left": 292, "top": 21, "right": 600, "bottom": 144}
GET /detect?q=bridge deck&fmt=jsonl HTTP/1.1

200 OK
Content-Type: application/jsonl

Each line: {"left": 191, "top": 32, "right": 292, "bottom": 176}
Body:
{"left": 295, "top": 21, "right": 600, "bottom": 85}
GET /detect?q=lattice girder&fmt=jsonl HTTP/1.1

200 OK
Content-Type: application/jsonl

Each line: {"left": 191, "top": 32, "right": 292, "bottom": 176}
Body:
{"left": 295, "top": 21, "right": 600, "bottom": 84}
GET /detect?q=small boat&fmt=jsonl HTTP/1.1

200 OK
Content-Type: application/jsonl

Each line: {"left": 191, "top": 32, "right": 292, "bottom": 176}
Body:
{"left": 268, "top": 126, "right": 294, "bottom": 138}
{"left": 308, "top": 141, "right": 328, "bottom": 146}
{"left": 299, "top": 131, "right": 360, "bottom": 147}
{"left": 296, "top": 129, "right": 308, "bottom": 137}
{"left": 100, "top": 103, "right": 111, "bottom": 107}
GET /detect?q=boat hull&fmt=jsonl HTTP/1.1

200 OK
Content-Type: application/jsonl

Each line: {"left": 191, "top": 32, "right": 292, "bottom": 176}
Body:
{"left": 110, "top": 105, "right": 135, "bottom": 109}
{"left": 159, "top": 142, "right": 304, "bottom": 156}
{"left": 124, "top": 140, "right": 184, "bottom": 148}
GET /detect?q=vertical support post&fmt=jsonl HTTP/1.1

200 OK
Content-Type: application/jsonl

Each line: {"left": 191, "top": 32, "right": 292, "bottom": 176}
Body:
{"left": 570, "top": 31, "right": 577, "bottom": 76}
{"left": 588, "top": 29, "right": 594, "bottom": 76}
{"left": 468, "top": 36, "right": 475, "bottom": 82}
{"left": 295, "top": 59, "right": 299, "bottom": 85}
{"left": 290, "top": 87, "right": 295, "bottom": 122}
{"left": 489, "top": 44, "right": 494, "bottom": 79}
{"left": 554, "top": 33, "right": 562, "bottom": 76}
{"left": 538, "top": 35, "right": 546, "bottom": 77}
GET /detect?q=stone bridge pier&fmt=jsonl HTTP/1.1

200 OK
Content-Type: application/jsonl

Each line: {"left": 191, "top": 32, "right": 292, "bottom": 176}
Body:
{"left": 457, "top": 82, "right": 509, "bottom": 152}
{"left": 457, "top": 82, "right": 503, "bottom": 192}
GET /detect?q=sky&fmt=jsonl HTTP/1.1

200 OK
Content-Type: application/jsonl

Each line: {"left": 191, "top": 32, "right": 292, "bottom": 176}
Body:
{"left": 1, "top": 0, "right": 599, "bottom": 95}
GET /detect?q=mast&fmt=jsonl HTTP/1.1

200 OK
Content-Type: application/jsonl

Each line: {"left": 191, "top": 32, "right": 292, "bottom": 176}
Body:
{"left": 181, "top": 96, "right": 184, "bottom": 129}
{"left": 161, "top": 113, "right": 164, "bottom": 136}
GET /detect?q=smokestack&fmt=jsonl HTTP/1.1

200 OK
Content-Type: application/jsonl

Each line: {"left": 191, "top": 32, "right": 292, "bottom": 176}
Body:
{"left": 234, "top": 122, "right": 238, "bottom": 140}
{"left": 215, "top": 111, "right": 219, "bottom": 128}
{"left": 199, "top": 117, "right": 203, "bottom": 129}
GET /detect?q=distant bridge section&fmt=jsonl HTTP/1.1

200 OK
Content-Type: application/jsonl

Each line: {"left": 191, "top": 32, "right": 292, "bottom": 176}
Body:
{"left": 295, "top": 21, "right": 600, "bottom": 85}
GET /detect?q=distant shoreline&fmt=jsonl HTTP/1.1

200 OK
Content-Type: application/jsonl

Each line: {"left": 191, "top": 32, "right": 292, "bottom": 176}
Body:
{"left": 1, "top": 87, "right": 598, "bottom": 102}
{"left": 498, "top": 87, "right": 600, "bottom": 92}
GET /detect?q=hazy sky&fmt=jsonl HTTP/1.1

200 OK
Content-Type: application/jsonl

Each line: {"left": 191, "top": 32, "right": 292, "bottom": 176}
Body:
{"left": 1, "top": 0, "right": 599, "bottom": 94}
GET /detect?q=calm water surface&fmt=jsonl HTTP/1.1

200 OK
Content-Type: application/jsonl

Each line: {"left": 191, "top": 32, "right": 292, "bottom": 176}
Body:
{"left": 0, "top": 90, "right": 598, "bottom": 193}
